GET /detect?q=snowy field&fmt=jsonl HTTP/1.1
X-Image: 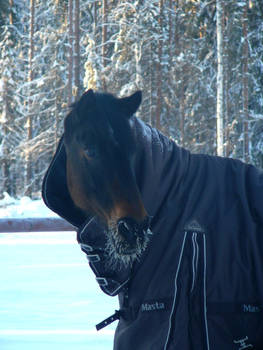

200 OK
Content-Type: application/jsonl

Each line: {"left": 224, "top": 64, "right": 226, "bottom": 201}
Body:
{"left": 0, "top": 193, "right": 118, "bottom": 350}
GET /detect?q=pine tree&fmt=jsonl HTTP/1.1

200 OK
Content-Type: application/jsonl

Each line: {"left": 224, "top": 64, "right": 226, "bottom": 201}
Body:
{"left": 242, "top": 0, "right": 249, "bottom": 163}
{"left": 0, "top": 0, "right": 25, "bottom": 197}
{"left": 1, "top": 0, "right": 262, "bottom": 198}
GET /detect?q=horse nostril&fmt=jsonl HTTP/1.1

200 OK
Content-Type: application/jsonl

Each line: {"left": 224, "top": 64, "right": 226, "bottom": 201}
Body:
{"left": 117, "top": 216, "right": 152, "bottom": 242}
{"left": 117, "top": 219, "right": 136, "bottom": 244}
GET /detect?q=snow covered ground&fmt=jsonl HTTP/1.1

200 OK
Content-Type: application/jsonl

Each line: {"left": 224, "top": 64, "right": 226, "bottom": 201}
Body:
{"left": 0, "top": 192, "right": 58, "bottom": 218}
{"left": 0, "top": 193, "right": 118, "bottom": 350}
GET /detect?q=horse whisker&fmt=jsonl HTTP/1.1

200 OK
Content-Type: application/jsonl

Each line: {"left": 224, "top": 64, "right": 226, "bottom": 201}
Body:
{"left": 105, "top": 220, "right": 149, "bottom": 270}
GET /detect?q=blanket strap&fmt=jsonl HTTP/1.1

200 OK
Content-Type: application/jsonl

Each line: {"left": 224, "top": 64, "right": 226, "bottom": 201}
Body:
{"left": 96, "top": 310, "right": 121, "bottom": 331}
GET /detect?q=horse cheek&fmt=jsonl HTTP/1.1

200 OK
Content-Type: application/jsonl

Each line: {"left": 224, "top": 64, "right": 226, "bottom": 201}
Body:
{"left": 66, "top": 161, "right": 85, "bottom": 210}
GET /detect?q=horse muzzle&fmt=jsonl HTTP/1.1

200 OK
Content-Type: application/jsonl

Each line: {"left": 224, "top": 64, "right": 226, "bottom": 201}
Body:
{"left": 116, "top": 216, "right": 152, "bottom": 254}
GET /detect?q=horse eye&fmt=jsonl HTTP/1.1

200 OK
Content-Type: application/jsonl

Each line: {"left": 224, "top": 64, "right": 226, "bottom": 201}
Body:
{"left": 84, "top": 148, "right": 97, "bottom": 159}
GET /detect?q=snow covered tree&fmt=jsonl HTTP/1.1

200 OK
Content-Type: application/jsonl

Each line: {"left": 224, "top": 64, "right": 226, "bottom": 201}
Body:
{"left": 68, "top": 0, "right": 74, "bottom": 104}
{"left": 1, "top": 0, "right": 262, "bottom": 199}
{"left": 0, "top": 0, "right": 69, "bottom": 197}
{"left": 216, "top": 0, "right": 225, "bottom": 156}
{"left": 0, "top": 0, "right": 25, "bottom": 197}
{"left": 247, "top": 0, "right": 263, "bottom": 167}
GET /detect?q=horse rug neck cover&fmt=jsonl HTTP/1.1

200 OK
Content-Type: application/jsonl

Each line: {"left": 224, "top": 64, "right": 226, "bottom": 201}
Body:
{"left": 42, "top": 116, "right": 263, "bottom": 350}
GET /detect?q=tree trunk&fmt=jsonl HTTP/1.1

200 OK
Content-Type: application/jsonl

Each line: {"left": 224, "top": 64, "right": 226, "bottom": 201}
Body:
{"left": 26, "top": 0, "right": 35, "bottom": 197}
{"left": 156, "top": 0, "right": 163, "bottom": 131}
{"left": 102, "top": 0, "right": 108, "bottom": 91}
{"left": 224, "top": 5, "right": 231, "bottom": 157}
{"left": 225, "top": 57, "right": 231, "bottom": 157}
{"left": 93, "top": 1, "right": 97, "bottom": 32}
{"left": 1, "top": 79, "right": 11, "bottom": 196}
{"left": 54, "top": 31, "right": 59, "bottom": 149}
{"left": 28, "top": 0, "right": 34, "bottom": 92}
{"left": 150, "top": 42, "right": 154, "bottom": 126}
{"left": 175, "top": 1, "right": 185, "bottom": 146}
{"left": 68, "top": 0, "right": 73, "bottom": 105}
{"left": 216, "top": 0, "right": 225, "bottom": 156}
{"left": 74, "top": 0, "right": 80, "bottom": 99}
{"left": 9, "top": 0, "right": 13, "bottom": 25}
{"left": 165, "top": 0, "right": 172, "bottom": 134}
{"left": 179, "top": 71, "right": 185, "bottom": 147}
{"left": 242, "top": 0, "right": 249, "bottom": 163}
{"left": 1, "top": 1, "right": 15, "bottom": 197}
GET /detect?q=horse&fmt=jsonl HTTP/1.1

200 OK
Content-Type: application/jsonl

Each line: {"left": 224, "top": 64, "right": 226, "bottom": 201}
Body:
{"left": 63, "top": 89, "right": 152, "bottom": 267}
{"left": 44, "top": 88, "right": 263, "bottom": 348}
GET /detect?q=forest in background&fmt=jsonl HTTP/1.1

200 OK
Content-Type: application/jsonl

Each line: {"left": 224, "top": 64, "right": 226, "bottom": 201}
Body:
{"left": 0, "top": 0, "right": 263, "bottom": 198}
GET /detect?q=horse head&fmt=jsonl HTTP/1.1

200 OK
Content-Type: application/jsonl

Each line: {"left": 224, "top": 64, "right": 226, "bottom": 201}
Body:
{"left": 64, "top": 89, "right": 151, "bottom": 266}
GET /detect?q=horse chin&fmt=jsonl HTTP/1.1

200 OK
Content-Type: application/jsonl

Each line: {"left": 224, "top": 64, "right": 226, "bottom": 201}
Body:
{"left": 105, "top": 223, "right": 150, "bottom": 269}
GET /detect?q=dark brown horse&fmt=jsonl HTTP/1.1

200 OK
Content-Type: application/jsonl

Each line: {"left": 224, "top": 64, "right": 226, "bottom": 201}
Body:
{"left": 63, "top": 89, "right": 151, "bottom": 266}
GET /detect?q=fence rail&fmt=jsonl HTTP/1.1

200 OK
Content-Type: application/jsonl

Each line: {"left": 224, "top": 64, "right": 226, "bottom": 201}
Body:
{"left": 0, "top": 218, "right": 76, "bottom": 233}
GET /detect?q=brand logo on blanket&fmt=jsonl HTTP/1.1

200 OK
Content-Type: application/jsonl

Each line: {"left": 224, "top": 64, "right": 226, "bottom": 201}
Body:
{"left": 242, "top": 304, "right": 260, "bottom": 313}
{"left": 233, "top": 336, "right": 253, "bottom": 349}
{"left": 141, "top": 301, "right": 165, "bottom": 312}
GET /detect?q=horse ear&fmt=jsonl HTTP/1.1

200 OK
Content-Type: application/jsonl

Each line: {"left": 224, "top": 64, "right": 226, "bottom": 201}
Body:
{"left": 77, "top": 89, "right": 96, "bottom": 117}
{"left": 83, "top": 89, "right": 94, "bottom": 98}
{"left": 118, "top": 91, "right": 142, "bottom": 117}
{"left": 78, "top": 89, "right": 95, "bottom": 103}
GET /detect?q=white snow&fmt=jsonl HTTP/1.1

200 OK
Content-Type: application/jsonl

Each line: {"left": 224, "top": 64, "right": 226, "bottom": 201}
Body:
{"left": 0, "top": 193, "right": 118, "bottom": 350}
{"left": 0, "top": 192, "right": 58, "bottom": 218}
{"left": 0, "top": 78, "right": 3, "bottom": 92}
